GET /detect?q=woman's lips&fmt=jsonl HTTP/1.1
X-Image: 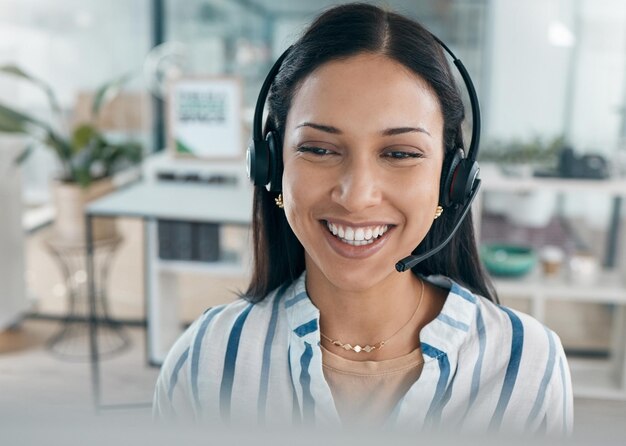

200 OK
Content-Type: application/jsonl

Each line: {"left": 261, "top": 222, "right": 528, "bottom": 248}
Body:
{"left": 325, "top": 220, "right": 390, "bottom": 245}
{"left": 319, "top": 219, "right": 394, "bottom": 259}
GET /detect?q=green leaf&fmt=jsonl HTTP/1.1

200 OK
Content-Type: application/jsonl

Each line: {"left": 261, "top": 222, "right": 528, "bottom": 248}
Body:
{"left": 0, "top": 101, "right": 41, "bottom": 133}
{"left": 0, "top": 64, "right": 62, "bottom": 117}
{"left": 0, "top": 109, "right": 28, "bottom": 133}
{"left": 175, "top": 139, "right": 194, "bottom": 154}
{"left": 73, "top": 167, "right": 92, "bottom": 188}
{"left": 92, "top": 72, "right": 134, "bottom": 117}
{"left": 45, "top": 129, "right": 74, "bottom": 162}
{"left": 13, "top": 142, "right": 36, "bottom": 165}
{"left": 71, "top": 123, "right": 101, "bottom": 150}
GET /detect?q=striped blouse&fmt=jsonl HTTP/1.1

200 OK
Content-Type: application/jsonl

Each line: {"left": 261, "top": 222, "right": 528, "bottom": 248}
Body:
{"left": 153, "top": 272, "right": 573, "bottom": 434}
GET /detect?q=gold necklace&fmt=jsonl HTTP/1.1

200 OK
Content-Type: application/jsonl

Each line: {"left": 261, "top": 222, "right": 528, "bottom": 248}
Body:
{"left": 319, "top": 277, "right": 425, "bottom": 353}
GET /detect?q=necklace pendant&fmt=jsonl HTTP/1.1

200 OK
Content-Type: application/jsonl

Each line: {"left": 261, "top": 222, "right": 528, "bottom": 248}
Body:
{"left": 326, "top": 339, "right": 384, "bottom": 353}
{"left": 352, "top": 344, "right": 377, "bottom": 353}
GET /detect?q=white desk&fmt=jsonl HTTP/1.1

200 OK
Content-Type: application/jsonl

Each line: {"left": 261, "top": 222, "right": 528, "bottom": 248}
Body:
{"left": 85, "top": 180, "right": 253, "bottom": 408}
{"left": 87, "top": 181, "right": 253, "bottom": 222}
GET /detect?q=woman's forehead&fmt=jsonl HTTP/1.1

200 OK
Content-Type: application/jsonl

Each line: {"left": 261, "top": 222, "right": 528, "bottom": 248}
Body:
{"left": 287, "top": 53, "right": 443, "bottom": 137}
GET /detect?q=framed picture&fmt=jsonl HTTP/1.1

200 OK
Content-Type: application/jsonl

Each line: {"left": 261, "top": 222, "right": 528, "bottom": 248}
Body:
{"left": 168, "top": 77, "right": 243, "bottom": 159}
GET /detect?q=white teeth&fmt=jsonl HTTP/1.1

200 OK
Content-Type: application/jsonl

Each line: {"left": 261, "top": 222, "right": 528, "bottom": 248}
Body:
{"left": 342, "top": 239, "right": 373, "bottom": 246}
{"left": 344, "top": 227, "right": 354, "bottom": 241}
{"left": 325, "top": 221, "right": 390, "bottom": 245}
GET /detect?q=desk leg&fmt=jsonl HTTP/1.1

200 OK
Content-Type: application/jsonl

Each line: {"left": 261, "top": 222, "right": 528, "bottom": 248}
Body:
{"left": 604, "top": 196, "right": 622, "bottom": 268}
{"left": 610, "top": 304, "right": 626, "bottom": 389}
{"left": 145, "top": 219, "right": 180, "bottom": 366}
{"left": 86, "top": 214, "right": 101, "bottom": 411}
{"left": 145, "top": 218, "right": 160, "bottom": 365}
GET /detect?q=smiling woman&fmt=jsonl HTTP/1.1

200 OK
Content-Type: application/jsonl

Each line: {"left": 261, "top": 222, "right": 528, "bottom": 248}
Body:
{"left": 154, "top": 2, "right": 573, "bottom": 435}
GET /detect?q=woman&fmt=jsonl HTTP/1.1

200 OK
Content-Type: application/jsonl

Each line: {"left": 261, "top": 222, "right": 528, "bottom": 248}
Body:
{"left": 154, "top": 3, "right": 572, "bottom": 434}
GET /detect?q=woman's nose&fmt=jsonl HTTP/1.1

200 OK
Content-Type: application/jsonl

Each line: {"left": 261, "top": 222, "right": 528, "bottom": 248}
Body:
{"left": 330, "top": 160, "right": 382, "bottom": 213}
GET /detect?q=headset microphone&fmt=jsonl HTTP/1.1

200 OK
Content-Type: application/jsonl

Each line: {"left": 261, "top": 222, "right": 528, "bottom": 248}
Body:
{"left": 395, "top": 179, "right": 481, "bottom": 272}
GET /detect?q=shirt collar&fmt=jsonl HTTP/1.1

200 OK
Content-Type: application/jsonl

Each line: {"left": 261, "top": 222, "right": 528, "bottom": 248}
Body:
{"left": 283, "top": 270, "right": 321, "bottom": 346}
{"left": 283, "top": 271, "right": 478, "bottom": 357}
{"left": 419, "top": 275, "right": 478, "bottom": 360}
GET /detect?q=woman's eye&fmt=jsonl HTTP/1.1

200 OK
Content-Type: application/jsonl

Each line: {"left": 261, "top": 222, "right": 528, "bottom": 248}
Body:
{"left": 297, "top": 146, "right": 334, "bottom": 156}
{"left": 384, "top": 150, "right": 423, "bottom": 160}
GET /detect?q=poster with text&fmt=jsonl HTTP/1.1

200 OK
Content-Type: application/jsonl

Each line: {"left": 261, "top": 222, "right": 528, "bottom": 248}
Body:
{"left": 169, "top": 78, "right": 242, "bottom": 159}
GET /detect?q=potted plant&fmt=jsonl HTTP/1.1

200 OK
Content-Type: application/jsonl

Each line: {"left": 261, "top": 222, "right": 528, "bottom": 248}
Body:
{"left": 0, "top": 65, "right": 142, "bottom": 244}
{"left": 479, "top": 135, "right": 564, "bottom": 228}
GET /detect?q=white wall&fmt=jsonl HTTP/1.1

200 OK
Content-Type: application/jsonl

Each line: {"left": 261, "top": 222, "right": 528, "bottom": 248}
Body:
{"left": 568, "top": 0, "right": 626, "bottom": 153}
{"left": 485, "top": 0, "right": 626, "bottom": 155}
{"left": 0, "top": 137, "right": 28, "bottom": 329}
{"left": 484, "top": 0, "right": 573, "bottom": 141}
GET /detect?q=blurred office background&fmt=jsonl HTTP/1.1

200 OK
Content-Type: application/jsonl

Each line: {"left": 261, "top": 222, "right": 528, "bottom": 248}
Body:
{"left": 1, "top": 0, "right": 626, "bottom": 436}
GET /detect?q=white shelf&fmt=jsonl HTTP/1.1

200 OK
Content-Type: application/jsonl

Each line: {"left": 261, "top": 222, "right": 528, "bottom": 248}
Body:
{"left": 156, "top": 258, "right": 248, "bottom": 276}
{"left": 480, "top": 163, "right": 626, "bottom": 195}
{"left": 493, "top": 269, "right": 626, "bottom": 303}
{"left": 22, "top": 204, "right": 54, "bottom": 233}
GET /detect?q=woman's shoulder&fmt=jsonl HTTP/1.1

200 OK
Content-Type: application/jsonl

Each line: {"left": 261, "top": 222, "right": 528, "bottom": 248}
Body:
{"left": 161, "top": 283, "right": 292, "bottom": 365}
{"left": 443, "top": 282, "right": 572, "bottom": 434}
{"left": 474, "top": 291, "right": 562, "bottom": 350}
{"left": 456, "top": 284, "right": 567, "bottom": 377}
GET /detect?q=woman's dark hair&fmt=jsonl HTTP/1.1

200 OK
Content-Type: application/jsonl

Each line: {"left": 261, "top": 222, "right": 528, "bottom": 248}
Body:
{"left": 244, "top": 3, "right": 498, "bottom": 303}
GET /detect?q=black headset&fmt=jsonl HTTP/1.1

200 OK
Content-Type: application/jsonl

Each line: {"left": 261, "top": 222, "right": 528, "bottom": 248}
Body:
{"left": 246, "top": 33, "right": 482, "bottom": 272}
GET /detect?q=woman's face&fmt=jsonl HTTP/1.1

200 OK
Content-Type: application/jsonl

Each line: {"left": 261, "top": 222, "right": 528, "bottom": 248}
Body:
{"left": 282, "top": 53, "right": 445, "bottom": 292}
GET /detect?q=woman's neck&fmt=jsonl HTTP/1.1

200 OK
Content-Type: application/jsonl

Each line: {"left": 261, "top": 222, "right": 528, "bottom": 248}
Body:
{"left": 305, "top": 262, "right": 446, "bottom": 361}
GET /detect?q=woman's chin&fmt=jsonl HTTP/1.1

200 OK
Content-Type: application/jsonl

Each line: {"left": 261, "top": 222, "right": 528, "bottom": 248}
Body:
{"left": 307, "top": 261, "right": 399, "bottom": 294}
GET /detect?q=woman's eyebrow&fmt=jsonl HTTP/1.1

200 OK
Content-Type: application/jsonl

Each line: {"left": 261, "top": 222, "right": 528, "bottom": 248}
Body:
{"left": 295, "top": 122, "right": 341, "bottom": 134}
{"left": 295, "top": 122, "right": 431, "bottom": 138}
{"left": 381, "top": 127, "right": 431, "bottom": 137}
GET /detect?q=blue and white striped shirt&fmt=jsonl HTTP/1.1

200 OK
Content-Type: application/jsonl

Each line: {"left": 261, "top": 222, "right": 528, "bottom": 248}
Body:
{"left": 153, "top": 272, "right": 573, "bottom": 434}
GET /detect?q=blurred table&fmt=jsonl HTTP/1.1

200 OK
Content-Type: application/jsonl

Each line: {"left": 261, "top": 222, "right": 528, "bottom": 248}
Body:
{"left": 44, "top": 235, "right": 129, "bottom": 360}
{"left": 85, "top": 180, "right": 252, "bottom": 409}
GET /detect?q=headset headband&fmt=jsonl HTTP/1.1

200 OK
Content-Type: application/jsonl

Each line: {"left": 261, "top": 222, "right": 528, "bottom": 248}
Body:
{"left": 252, "top": 46, "right": 293, "bottom": 141}
{"left": 251, "top": 36, "right": 481, "bottom": 163}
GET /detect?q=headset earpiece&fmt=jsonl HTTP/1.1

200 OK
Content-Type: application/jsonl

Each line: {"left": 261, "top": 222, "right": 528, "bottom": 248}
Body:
{"left": 265, "top": 131, "right": 283, "bottom": 192}
{"left": 450, "top": 158, "right": 480, "bottom": 205}
{"left": 246, "top": 131, "right": 283, "bottom": 192}
{"left": 440, "top": 149, "right": 464, "bottom": 208}
{"left": 440, "top": 148, "right": 480, "bottom": 208}
{"left": 246, "top": 139, "right": 268, "bottom": 187}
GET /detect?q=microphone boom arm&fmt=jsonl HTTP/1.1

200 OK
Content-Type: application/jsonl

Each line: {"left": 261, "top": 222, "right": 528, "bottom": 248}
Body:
{"left": 395, "top": 179, "right": 482, "bottom": 272}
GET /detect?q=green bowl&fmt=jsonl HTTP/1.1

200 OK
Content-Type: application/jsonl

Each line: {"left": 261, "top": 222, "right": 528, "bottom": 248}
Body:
{"left": 480, "top": 244, "right": 537, "bottom": 277}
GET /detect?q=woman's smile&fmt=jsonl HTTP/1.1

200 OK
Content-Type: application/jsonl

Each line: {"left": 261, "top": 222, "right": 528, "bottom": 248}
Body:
{"left": 312, "top": 219, "right": 395, "bottom": 259}
{"left": 318, "top": 218, "right": 396, "bottom": 259}
{"left": 324, "top": 219, "right": 391, "bottom": 245}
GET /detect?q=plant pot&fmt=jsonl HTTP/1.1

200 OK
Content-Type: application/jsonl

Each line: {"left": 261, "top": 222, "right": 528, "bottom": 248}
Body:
{"left": 52, "top": 178, "right": 117, "bottom": 245}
